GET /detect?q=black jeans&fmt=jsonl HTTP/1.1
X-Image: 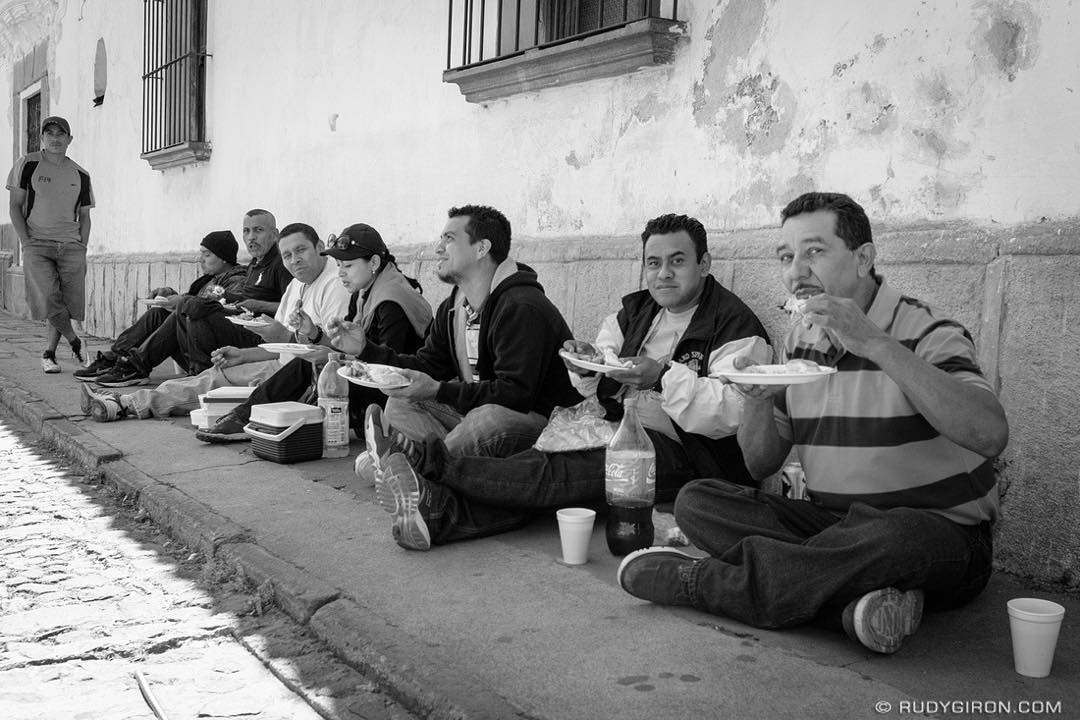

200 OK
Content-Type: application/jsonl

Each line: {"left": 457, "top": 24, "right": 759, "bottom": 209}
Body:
{"left": 130, "top": 308, "right": 262, "bottom": 376}
{"left": 673, "top": 479, "right": 994, "bottom": 629}
{"left": 111, "top": 306, "right": 171, "bottom": 356}
{"left": 410, "top": 429, "right": 701, "bottom": 546}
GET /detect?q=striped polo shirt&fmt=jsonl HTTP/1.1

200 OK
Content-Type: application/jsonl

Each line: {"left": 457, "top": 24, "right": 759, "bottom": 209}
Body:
{"left": 774, "top": 280, "right": 999, "bottom": 525}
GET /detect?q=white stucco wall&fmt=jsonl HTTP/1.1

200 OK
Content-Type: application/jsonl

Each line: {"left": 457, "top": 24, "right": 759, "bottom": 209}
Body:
{"left": 6, "top": 0, "right": 1080, "bottom": 252}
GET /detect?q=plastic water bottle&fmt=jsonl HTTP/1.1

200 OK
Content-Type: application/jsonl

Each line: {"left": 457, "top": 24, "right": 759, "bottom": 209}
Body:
{"left": 604, "top": 391, "right": 656, "bottom": 555}
{"left": 317, "top": 352, "right": 350, "bottom": 458}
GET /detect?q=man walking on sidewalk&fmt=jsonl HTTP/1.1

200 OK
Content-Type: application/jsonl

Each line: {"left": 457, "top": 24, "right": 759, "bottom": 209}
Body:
{"left": 6, "top": 116, "right": 94, "bottom": 374}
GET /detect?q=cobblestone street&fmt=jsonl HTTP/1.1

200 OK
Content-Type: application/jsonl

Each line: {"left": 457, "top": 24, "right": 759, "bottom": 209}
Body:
{"left": 0, "top": 413, "right": 413, "bottom": 720}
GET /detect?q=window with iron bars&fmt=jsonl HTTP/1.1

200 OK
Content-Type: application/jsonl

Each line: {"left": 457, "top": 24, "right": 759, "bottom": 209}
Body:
{"left": 141, "top": 0, "right": 211, "bottom": 170}
{"left": 444, "top": 0, "right": 683, "bottom": 103}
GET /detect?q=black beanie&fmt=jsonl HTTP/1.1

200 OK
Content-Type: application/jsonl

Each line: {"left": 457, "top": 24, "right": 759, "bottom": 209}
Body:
{"left": 200, "top": 230, "right": 239, "bottom": 266}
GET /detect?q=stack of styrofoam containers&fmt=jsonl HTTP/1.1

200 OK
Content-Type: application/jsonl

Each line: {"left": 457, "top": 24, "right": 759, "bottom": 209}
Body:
{"left": 189, "top": 386, "right": 257, "bottom": 429}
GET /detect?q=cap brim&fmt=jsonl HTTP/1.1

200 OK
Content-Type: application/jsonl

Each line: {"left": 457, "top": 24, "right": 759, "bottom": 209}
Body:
{"left": 321, "top": 248, "right": 365, "bottom": 260}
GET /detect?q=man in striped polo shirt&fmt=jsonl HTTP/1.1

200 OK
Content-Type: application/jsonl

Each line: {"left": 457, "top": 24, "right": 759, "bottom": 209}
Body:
{"left": 618, "top": 192, "right": 1009, "bottom": 654}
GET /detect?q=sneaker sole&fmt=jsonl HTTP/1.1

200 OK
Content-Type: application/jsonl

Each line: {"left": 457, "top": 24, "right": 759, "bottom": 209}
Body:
{"left": 73, "top": 373, "right": 108, "bottom": 382}
{"left": 97, "top": 376, "right": 151, "bottom": 388}
{"left": 88, "top": 396, "right": 122, "bottom": 422}
{"left": 364, "top": 405, "right": 388, "bottom": 474}
{"left": 850, "top": 588, "right": 924, "bottom": 654}
{"left": 376, "top": 453, "right": 431, "bottom": 551}
{"left": 195, "top": 431, "right": 250, "bottom": 444}
{"left": 80, "top": 384, "right": 94, "bottom": 414}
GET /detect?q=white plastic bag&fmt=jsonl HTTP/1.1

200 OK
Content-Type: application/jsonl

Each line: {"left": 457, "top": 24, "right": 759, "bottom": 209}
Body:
{"left": 533, "top": 396, "right": 617, "bottom": 453}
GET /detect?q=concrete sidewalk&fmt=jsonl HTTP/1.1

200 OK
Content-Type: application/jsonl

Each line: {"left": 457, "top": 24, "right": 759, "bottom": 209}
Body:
{"left": 1, "top": 310, "right": 1076, "bottom": 720}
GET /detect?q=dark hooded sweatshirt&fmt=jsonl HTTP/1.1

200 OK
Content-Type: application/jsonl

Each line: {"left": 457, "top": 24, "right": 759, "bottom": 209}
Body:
{"left": 360, "top": 263, "right": 582, "bottom": 418}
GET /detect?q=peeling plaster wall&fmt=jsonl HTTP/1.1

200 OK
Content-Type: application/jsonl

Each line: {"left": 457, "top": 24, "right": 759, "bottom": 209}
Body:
{"left": 5, "top": 0, "right": 1078, "bottom": 250}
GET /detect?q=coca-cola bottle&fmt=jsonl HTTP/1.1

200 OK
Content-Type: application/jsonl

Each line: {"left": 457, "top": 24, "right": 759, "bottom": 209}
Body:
{"left": 604, "top": 391, "right": 656, "bottom": 555}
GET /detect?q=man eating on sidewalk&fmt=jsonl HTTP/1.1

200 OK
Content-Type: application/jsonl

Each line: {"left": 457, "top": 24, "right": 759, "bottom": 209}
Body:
{"left": 357, "top": 213, "right": 771, "bottom": 551}
{"left": 81, "top": 223, "right": 349, "bottom": 422}
{"left": 82, "top": 208, "right": 292, "bottom": 386}
{"left": 328, "top": 204, "right": 581, "bottom": 468}
{"left": 616, "top": 192, "right": 1009, "bottom": 655}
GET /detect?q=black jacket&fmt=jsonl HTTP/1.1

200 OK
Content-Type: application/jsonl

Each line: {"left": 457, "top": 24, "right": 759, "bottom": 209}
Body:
{"left": 597, "top": 275, "right": 769, "bottom": 486}
{"left": 361, "top": 264, "right": 582, "bottom": 417}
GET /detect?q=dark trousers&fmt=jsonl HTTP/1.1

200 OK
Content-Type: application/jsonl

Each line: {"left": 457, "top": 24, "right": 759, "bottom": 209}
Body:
{"left": 111, "top": 306, "right": 171, "bottom": 356}
{"left": 230, "top": 358, "right": 386, "bottom": 429}
{"left": 412, "top": 429, "right": 701, "bottom": 546}
{"left": 129, "top": 310, "right": 262, "bottom": 376}
{"left": 129, "top": 312, "right": 192, "bottom": 374}
{"left": 673, "top": 479, "right": 994, "bottom": 629}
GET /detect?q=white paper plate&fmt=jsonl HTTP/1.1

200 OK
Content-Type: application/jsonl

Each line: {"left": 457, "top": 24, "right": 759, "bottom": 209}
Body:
{"left": 227, "top": 316, "right": 270, "bottom": 328}
{"left": 337, "top": 364, "right": 410, "bottom": 389}
{"left": 258, "top": 342, "right": 323, "bottom": 356}
{"left": 716, "top": 365, "right": 837, "bottom": 385}
{"left": 138, "top": 297, "right": 170, "bottom": 307}
{"left": 558, "top": 349, "right": 632, "bottom": 374}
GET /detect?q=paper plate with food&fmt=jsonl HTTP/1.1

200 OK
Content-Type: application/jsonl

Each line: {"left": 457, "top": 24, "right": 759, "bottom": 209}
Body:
{"left": 258, "top": 342, "right": 323, "bottom": 357}
{"left": 339, "top": 362, "right": 410, "bottom": 389}
{"left": 227, "top": 311, "right": 270, "bottom": 328}
{"left": 715, "top": 359, "right": 836, "bottom": 385}
{"left": 559, "top": 347, "right": 635, "bottom": 374}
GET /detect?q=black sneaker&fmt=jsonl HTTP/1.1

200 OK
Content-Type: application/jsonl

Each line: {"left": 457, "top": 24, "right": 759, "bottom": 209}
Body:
{"left": 375, "top": 453, "right": 432, "bottom": 551}
{"left": 69, "top": 337, "right": 86, "bottom": 366}
{"left": 81, "top": 384, "right": 128, "bottom": 423}
{"left": 617, "top": 547, "right": 698, "bottom": 606}
{"left": 842, "top": 588, "right": 925, "bottom": 654}
{"left": 74, "top": 351, "right": 118, "bottom": 382}
{"left": 41, "top": 350, "right": 61, "bottom": 374}
{"left": 364, "top": 405, "right": 423, "bottom": 473}
{"left": 95, "top": 357, "right": 150, "bottom": 387}
{"left": 195, "top": 411, "right": 251, "bottom": 444}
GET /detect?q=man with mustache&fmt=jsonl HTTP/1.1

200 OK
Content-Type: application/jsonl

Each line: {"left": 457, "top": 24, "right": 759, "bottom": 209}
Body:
{"left": 86, "top": 208, "right": 292, "bottom": 386}
{"left": 618, "top": 193, "right": 1009, "bottom": 656}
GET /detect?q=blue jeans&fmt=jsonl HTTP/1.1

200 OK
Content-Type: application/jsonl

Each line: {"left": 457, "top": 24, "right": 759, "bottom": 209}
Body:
{"left": 385, "top": 398, "right": 548, "bottom": 458}
{"left": 409, "top": 429, "right": 699, "bottom": 545}
{"left": 673, "top": 479, "right": 994, "bottom": 629}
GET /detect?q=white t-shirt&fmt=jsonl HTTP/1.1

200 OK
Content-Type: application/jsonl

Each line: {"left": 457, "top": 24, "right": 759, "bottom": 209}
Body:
{"left": 272, "top": 257, "right": 351, "bottom": 362}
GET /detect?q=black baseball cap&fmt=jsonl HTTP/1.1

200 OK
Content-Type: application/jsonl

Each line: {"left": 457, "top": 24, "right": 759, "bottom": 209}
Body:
{"left": 321, "top": 223, "right": 388, "bottom": 260}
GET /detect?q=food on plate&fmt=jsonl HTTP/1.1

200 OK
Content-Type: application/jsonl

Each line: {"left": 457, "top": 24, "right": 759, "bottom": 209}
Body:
{"left": 347, "top": 361, "right": 408, "bottom": 386}
{"left": 563, "top": 346, "right": 631, "bottom": 368}
{"left": 784, "top": 358, "right": 821, "bottom": 374}
{"left": 601, "top": 348, "right": 632, "bottom": 369}
{"left": 740, "top": 359, "right": 823, "bottom": 375}
{"left": 238, "top": 310, "right": 257, "bottom": 321}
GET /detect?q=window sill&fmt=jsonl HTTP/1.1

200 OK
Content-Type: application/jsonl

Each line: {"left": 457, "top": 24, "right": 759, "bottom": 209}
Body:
{"left": 443, "top": 17, "right": 685, "bottom": 104}
{"left": 141, "top": 141, "right": 211, "bottom": 171}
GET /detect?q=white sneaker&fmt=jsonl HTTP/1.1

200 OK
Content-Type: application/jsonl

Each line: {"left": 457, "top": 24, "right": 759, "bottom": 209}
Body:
{"left": 42, "top": 351, "right": 61, "bottom": 374}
